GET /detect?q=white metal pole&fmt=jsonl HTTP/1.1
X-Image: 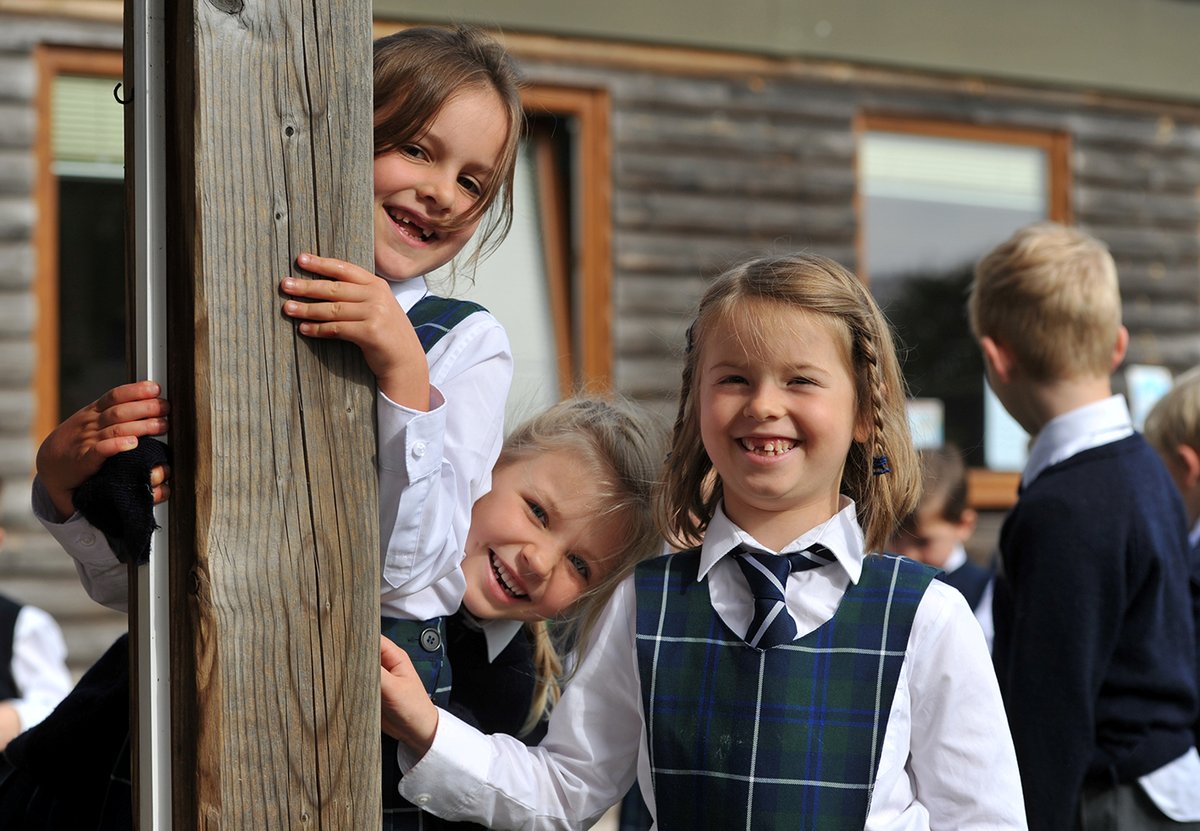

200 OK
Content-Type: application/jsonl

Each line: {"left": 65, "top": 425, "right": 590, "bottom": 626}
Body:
{"left": 130, "top": 0, "right": 172, "bottom": 826}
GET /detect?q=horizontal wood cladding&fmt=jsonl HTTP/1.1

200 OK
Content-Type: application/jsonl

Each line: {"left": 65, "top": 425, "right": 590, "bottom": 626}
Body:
{"left": 519, "top": 51, "right": 1200, "bottom": 400}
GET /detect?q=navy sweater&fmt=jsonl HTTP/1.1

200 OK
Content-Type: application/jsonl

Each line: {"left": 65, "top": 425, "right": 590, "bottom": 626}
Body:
{"left": 992, "top": 434, "right": 1198, "bottom": 831}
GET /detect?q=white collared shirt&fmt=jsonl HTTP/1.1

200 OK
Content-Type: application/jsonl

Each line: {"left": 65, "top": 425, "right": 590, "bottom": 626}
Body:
{"left": 33, "top": 274, "right": 512, "bottom": 624}
{"left": 377, "top": 276, "right": 512, "bottom": 620}
{"left": 4, "top": 603, "right": 73, "bottom": 734}
{"left": 398, "top": 501, "right": 1027, "bottom": 830}
{"left": 1021, "top": 394, "right": 1133, "bottom": 489}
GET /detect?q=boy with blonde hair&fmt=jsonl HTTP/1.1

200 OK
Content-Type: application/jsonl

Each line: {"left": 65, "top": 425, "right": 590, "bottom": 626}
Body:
{"left": 1144, "top": 365, "right": 1200, "bottom": 748}
{"left": 971, "top": 222, "right": 1200, "bottom": 830}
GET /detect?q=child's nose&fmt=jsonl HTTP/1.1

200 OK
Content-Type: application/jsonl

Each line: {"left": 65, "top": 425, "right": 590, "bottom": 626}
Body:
{"left": 518, "top": 542, "right": 558, "bottom": 581}
{"left": 744, "top": 385, "right": 784, "bottom": 421}
{"left": 416, "top": 171, "right": 455, "bottom": 213}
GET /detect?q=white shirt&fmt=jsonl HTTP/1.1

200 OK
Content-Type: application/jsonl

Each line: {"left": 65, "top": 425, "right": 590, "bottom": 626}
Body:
{"left": 1020, "top": 394, "right": 1133, "bottom": 488}
{"left": 942, "top": 543, "right": 995, "bottom": 652}
{"left": 398, "top": 501, "right": 1027, "bottom": 830}
{"left": 31, "top": 274, "right": 513, "bottom": 623}
{"left": 378, "top": 276, "right": 512, "bottom": 620}
{"left": 1019, "top": 394, "right": 1200, "bottom": 821}
{"left": 4, "top": 603, "right": 73, "bottom": 733}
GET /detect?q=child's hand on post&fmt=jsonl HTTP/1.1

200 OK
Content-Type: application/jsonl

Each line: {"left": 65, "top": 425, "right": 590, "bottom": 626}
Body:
{"left": 282, "top": 253, "right": 430, "bottom": 411}
{"left": 36, "top": 381, "right": 171, "bottom": 522}
{"left": 380, "top": 635, "right": 439, "bottom": 755}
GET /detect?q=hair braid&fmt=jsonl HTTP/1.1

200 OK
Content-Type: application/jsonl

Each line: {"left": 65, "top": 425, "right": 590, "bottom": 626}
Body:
{"left": 519, "top": 620, "right": 563, "bottom": 736}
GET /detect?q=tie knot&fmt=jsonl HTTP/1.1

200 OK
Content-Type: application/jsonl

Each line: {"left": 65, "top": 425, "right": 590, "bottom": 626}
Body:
{"left": 732, "top": 543, "right": 836, "bottom": 651}
{"left": 734, "top": 543, "right": 834, "bottom": 588}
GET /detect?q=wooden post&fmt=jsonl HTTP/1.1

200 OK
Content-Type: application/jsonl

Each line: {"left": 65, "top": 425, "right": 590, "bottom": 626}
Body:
{"left": 161, "top": 1, "right": 378, "bottom": 825}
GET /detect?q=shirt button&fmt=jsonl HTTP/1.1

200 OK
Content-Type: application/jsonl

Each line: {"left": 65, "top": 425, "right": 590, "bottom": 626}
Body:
{"left": 412, "top": 441, "right": 427, "bottom": 459}
{"left": 419, "top": 627, "right": 442, "bottom": 652}
{"left": 79, "top": 532, "right": 96, "bottom": 546}
{"left": 415, "top": 794, "right": 431, "bottom": 806}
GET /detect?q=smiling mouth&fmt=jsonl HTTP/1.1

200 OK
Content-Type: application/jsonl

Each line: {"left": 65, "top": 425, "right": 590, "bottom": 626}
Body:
{"left": 386, "top": 207, "right": 438, "bottom": 243}
{"left": 739, "top": 437, "right": 796, "bottom": 456}
{"left": 489, "top": 551, "right": 528, "bottom": 599}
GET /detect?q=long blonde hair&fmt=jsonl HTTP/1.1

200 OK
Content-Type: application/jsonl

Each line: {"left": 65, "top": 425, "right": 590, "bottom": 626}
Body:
{"left": 657, "top": 253, "right": 920, "bottom": 553}
{"left": 497, "top": 396, "right": 665, "bottom": 734}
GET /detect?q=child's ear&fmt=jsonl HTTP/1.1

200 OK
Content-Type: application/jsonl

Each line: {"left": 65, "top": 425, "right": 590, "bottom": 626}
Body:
{"left": 955, "top": 507, "right": 978, "bottom": 541}
{"left": 979, "top": 336, "right": 1013, "bottom": 383}
{"left": 1176, "top": 444, "right": 1200, "bottom": 488}
{"left": 1109, "top": 325, "right": 1130, "bottom": 371}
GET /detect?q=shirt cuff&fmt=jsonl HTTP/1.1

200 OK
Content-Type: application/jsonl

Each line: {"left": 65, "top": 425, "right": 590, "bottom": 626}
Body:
{"left": 397, "top": 709, "right": 492, "bottom": 812}
{"left": 32, "top": 476, "right": 108, "bottom": 556}
{"left": 377, "top": 386, "right": 447, "bottom": 481}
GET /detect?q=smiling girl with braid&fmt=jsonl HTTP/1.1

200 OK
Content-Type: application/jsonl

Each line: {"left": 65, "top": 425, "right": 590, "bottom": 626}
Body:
{"left": 380, "top": 253, "right": 1026, "bottom": 830}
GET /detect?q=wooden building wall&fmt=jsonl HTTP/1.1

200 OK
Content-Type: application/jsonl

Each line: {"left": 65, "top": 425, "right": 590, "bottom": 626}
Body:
{"left": 3, "top": 11, "right": 1200, "bottom": 675}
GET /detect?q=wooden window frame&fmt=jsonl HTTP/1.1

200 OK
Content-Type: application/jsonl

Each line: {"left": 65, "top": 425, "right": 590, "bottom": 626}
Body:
{"left": 32, "top": 45, "right": 124, "bottom": 446}
{"left": 520, "top": 84, "right": 613, "bottom": 395}
{"left": 856, "top": 114, "right": 1072, "bottom": 509}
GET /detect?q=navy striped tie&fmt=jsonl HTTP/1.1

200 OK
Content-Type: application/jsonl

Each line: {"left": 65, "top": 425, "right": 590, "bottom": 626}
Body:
{"left": 735, "top": 543, "right": 836, "bottom": 650}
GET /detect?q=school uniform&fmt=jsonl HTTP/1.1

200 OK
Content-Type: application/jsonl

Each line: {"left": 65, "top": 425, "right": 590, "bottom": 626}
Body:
{"left": 991, "top": 395, "right": 1200, "bottom": 830}
{"left": 0, "top": 595, "right": 71, "bottom": 735}
{"left": 396, "top": 500, "right": 1027, "bottom": 830}
{"left": 935, "top": 543, "right": 996, "bottom": 651}
{"left": 386, "top": 610, "right": 549, "bottom": 831}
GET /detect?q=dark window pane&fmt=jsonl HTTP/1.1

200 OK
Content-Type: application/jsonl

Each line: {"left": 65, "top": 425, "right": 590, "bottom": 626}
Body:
{"left": 58, "top": 177, "right": 126, "bottom": 419}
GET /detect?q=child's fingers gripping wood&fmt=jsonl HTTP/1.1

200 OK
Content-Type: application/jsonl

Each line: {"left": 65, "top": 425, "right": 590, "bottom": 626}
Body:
{"left": 282, "top": 253, "right": 428, "bottom": 409}
{"left": 380, "top": 635, "right": 440, "bottom": 755}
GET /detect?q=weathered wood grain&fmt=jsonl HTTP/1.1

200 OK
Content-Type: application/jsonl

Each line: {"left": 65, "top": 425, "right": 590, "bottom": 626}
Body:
{"left": 165, "top": 1, "right": 377, "bottom": 826}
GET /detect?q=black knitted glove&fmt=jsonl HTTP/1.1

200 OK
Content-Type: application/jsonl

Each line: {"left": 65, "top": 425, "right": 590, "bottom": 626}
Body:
{"left": 71, "top": 436, "right": 170, "bottom": 565}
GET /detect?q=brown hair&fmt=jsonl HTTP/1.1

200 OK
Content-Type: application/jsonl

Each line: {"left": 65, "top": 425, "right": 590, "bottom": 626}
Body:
{"left": 658, "top": 253, "right": 920, "bottom": 553}
{"left": 904, "top": 444, "right": 969, "bottom": 529}
{"left": 969, "top": 222, "right": 1121, "bottom": 382}
{"left": 373, "top": 26, "right": 524, "bottom": 265}
{"left": 497, "top": 395, "right": 666, "bottom": 734}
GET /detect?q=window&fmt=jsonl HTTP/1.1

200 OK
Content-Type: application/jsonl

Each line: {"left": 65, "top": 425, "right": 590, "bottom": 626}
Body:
{"left": 34, "top": 47, "right": 125, "bottom": 445}
{"left": 452, "top": 85, "right": 612, "bottom": 428}
{"left": 858, "top": 116, "right": 1070, "bottom": 506}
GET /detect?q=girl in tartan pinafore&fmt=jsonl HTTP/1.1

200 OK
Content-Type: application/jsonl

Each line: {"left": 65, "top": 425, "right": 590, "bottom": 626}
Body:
{"left": 381, "top": 253, "right": 1026, "bottom": 830}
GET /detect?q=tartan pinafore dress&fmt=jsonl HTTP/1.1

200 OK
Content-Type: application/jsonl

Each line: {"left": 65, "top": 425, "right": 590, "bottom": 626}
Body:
{"left": 634, "top": 550, "right": 936, "bottom": 830}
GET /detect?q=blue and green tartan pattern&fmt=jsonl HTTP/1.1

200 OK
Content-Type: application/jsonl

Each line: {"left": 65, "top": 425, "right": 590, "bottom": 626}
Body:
{"left": 407, "top": 295, "right": 486, "bottom": 353}
{"left": 381, "top": 616, "right": 451, "bottom": 830}
{"left": 634, "top": 551, "right": 936, "bottom": 830}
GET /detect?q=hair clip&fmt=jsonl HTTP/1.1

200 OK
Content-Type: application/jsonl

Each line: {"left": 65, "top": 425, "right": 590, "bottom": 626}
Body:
{"left": 684, "top": 321, "right": 696, "bottom": 354}
{"left": 872, "top": 454, "right": 892, "bottom": 476}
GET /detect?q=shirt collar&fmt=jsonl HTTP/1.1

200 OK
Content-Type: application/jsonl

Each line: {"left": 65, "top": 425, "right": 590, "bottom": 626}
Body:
{"left": 390, "top": 274, "right": 430, "bottom": 313}
{"left": 458, "top": 611, "right": 524, "bottom": 664}
{"left": 942, "top": 543, "right": 968, "bottom": 574}
{"left": 699, "top": 498, "right": 865, "bottom": 585}
{"left": 1022, "top": 394, "right": 1134, "bottom": 487}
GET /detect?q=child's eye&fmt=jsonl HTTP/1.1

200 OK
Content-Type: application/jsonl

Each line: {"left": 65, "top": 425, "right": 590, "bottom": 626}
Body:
{"left": 526, "top": 500, "right": 548, "bottom": 526}
{"left": 458, "top": 175, "right": 483, "bottom": 197}
{"left": 400, "top": 144, "right": 427, "bottom": 160}
{"left": 567, "top": 553, "right": 591, "bottom": 581}
{"left": 718, "top": 374, "right": 748, "bottom": 385}
{"left": 789, "top": 376, "right": 814, "bottom": 386}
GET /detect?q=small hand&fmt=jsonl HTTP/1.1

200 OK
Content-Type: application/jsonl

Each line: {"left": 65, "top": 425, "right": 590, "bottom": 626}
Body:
{"left": 380, "top": 635, "right": 439, "bottom": 755}
{"left": 37, "top": 381, "right": 170, "bottom": 521}
{"left": 282, "top": 253, "right": 430, "bottom": 409}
